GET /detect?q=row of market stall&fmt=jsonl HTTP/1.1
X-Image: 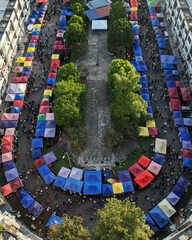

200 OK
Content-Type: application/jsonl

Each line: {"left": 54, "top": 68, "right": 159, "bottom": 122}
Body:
{"left": 0, "top": 2, "right": 48, "bottom": 217}
{"left": 146, "top": 0, "right": 192, "bottom": 169}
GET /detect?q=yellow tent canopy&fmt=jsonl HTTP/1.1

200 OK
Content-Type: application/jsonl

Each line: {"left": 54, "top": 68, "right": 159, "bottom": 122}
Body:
{"left": 155, "top": 138, "right": 167, "bottom": 154}
{"left": 139, "top": 127, "right": 149, "bottom": 137}
{"left": 131, "top": 7, "right": 138, "bottom": 11}
{"left": 51, "top": 54, "right": 60, "bottom": 60}
{"left": 44, "top": 90, "right": 52, "bottom": 97}
{"left": 42, "top": 96, "right": 50, "bottom": 101}
{"left": 146, "top": 120, "right": 156, "bottom": 128}
{"left": 112, "top": 182, "right": 124, "bottom": 194}
{"left": 34, "top": 24, "right": 41, "bottom": 28}
{"left": 27, "top": 47, "right": 35, "bottom": 52}
{"left": 158, "top": 199, "right": 176, "bottom": 218}
{"left": 16, "top": 57, "right": 25, "bottom": 63}
{"left": 24, "top": 61, "right": 32, "bottom": 67}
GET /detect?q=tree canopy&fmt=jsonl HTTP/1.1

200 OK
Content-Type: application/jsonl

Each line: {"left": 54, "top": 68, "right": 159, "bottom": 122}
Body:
{"left": 106, "top": 59, "right": 147, "bottom": 138}
{"left": 70, "top": 0, "right": 86, "bottom": 9}
{"left": 71, "top": 3, "right": 85, "bottom": 18}
{"left": 109, "top": 1, "right": 126, "bottom": 22}
{"left": 108, "top": 18, "right": 134, "bottom": 58}
{"left": 53, "top": 79, "right": 87, "bottom": 126}
{"left": 66, "top": 22, "right": 87, "bottom": 47}
{"left": 68, "top": 14, "right": 84, "bottom": 25}
{"left": 93, "top": 198, "right": 153, "bottom": 240}
{"left": 48, "top": 215, "right": 91, "bottom": 240}
{"left": 57, "top": 62, "right": 80, "bottom": 82}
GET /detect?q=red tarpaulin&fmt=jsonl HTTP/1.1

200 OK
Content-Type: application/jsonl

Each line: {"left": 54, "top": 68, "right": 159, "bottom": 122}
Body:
{"left": 170, "top": 98, "right": 181, "bottom": 110}
{"left": 51, "top": 59, "right": 60, "bottom": 68}
{"left": 148, "top": 127, "right": 158, "bottom": 136}
{"left": 138, "top": 155, "right": 151, "bottom": 168}
{"left": 134, "top": 170, "right": 155, "bottom": 188}
{"left": 1, "top": 183, "right": 13, "bottom": 196}
{"left": 10, "top": 178, "right": 24, "bottom": 191}
{"left": 180, "top": 87, "right": 190, "bottom": 95}
{"left": 129, "top": 163, "right": 144, "bottom": 177}
{"left": 168, "top": 87, "right": 179, "bottom": 98}
{"left": 183, "top": 149, "right": 192, "bottom": 158}
{"left": 1, "top": 144, "right": 12, "bottom": 154}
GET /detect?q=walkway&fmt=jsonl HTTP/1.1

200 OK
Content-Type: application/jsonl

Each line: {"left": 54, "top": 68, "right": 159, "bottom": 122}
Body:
{"left": 77, "top": 30, "right": 115, "bottom": 167}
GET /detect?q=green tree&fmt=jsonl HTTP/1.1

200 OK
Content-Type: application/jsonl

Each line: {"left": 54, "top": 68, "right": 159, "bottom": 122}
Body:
{"left": 104, "top": 127, "right": 124, "bottom": 149}
{"left": 66, "top": 23, "right": 86, "bottom": 46}
{"left": 53, "top": 80, "right": 87, "bottom": 126}
{"left": 57, "top": 62, "right": 80, "bottom": 82}
{"left": 48, "top": 215, "right": 91, "bottom": 240}
{"left": 71, "top": 3, "right": 85, "bottom": 18}
{"left": 70, "top": 0, "right": 86, "bottom": 9}
{"left": 0, "top": 224, "right": 3, "bottom": 232}
{"left": 68, "top": 14, "right": 84, "bottom": 25}
{"left": 93, "top": 198, "right": 153, "bottom": 240}
{"left": 109, "top": 2, "right": 126, "bottom": 22}
{"left": 108, "top": 18, "right": 134, "bottom": 58}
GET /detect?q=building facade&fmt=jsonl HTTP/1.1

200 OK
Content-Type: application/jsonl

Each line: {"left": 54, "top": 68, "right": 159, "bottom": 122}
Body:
{"left": 165, "top": 0, "right": 192, "bottom": 80}
{"left": 0, "top": 0, "right": 31, "bottom": 100}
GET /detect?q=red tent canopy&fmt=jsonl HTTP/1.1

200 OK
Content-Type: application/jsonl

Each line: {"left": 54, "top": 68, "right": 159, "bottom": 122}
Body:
{"left": 39, "top": 106, "right": 50, "bottom": 113}
{"left": 168, "top": 87, "right": 179, "bottom": 98}
{"left": 10, "top": 178, "right": 24, "bottom": 191}
{"left": 31, "top": 35, "right": 39, "bottom": 40}
{"left": 49, "top": 68, "right": 57, "bottom": 74}
{"left": 183, "top": 149, "right": 192, "bottom": 158}
{"left": 175, "top": 81, "right": 184, "bottom": 87}
{"left": 57, "top": 30, "right": 64, "bottom": 33}
{"left": 34, "top": 157, "right": 46, "bottom": 168}
{"left": 134, "top": 170, "right": 155, "bottom": 188}
{"left": 180, "top": 87, "right": 190, "bottom": 95}
{"left": 54, "top": 41, "right": 62, "bottom": 45}
{"left": 170, "top": 98, "right": 181, "bottom": 110}
{"left": 20, "top": 76, "right": 28, "bottom": 82}
{"left": 51, "top": 59, "right": 60, "bottom": 68}
{"left": 54, "top": 45, "right": 67, "bottom": 50}
{"left": 182, "top": 94, "right": 192, "bottom": 101}
{"left": 1, "top": 144, "right": 12, "bottom": 154}
{"left": 130, "top": 14, "right": 138, "bottom": 20}
{"left": 150, "top": 13, "right": 157, "bottom": 16}
{"left": 130, "top": 0, "right": 138, "bottom": 7}
{"left": 48, "top": 73, "right": 57, "bottom": 78}
{"left": 13, "top": 100, "right": 24, "bottom": 107}
{"left": 30, "top": 39, "right": 38, "bottom": 43}
{"left": 148, "top": 127, "right": 158, "bottom": 136}
{"left": 2, "top": 136, "right": 13, "bottom": 145}
{"left": 25, "top": 57, "right": 33, "bottom": 61}
{"left": 129, "top": 163, "right": 144, "bottom": 177}
{"left": 151, "top": 15, "right": 157, "bottom": 19}
{"left": 40, "top": 101, "right": 50, "bottom": 106}
{"left": 1, "top": 183, "right": 13, "bottom": 196}
{"left": 138, "top": 155, "right": 151, "bottom": 168}
{"left": 46, "top": 86, "right": 55, "bottom": 90}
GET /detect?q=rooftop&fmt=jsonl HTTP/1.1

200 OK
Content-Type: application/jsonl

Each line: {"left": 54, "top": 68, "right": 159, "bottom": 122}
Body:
{"left": 0, "top": 0, "right": 9, "bottom": 21}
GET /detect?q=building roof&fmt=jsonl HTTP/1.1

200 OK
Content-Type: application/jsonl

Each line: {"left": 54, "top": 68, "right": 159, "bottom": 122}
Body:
{"left": 0, "top": 0, "right": 9, "bottom": 21}
{"left": 92, "top": 20, "right": 107, "bottom": 30}
{"left": 87, "top": 0, "right": 108, "bottom": 10}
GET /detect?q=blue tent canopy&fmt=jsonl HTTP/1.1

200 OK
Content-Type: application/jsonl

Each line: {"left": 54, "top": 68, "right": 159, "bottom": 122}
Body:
{"left": 172, "top": 183, "right": 186, "bottom": 197}
{"left": 44, "top": 128, "right": 56, "bottom": 138}
{"left": 175, "top": 118, "right": 184, "bottom": 126}
{"left": 23, "top": 67, "right": 31, "bottom": 72}
{"left": 20, "top": 194, "right": 35, "bottom": 208}
{"left": 160, "top": 22, "right": 167, "bottom": 27}
{"left": 32, "top": 31, "right": 40, "bottom": 36}
{"left": 83, "top": 182, "right": 101, "bottom": 194}
{"left": 45, "top": 120, "right": 56, "bottom": 128}
{"left": 140, "top": 81, "right": 148, "bottom": 88}
{"left": 59, "top": 20, "right": 67, "bottom": 26}
{"left": 28, "top": 201, "right": 43, "bottom": 217}
{"left": 35, "top": 128, "right": 45, "bottom": 137}
{"left": 122, "top": 181, "right": 134, "bottom": 192}
{"left": 135, "top": 56, "right": 143, "bottom": 61}
{"left": 31, "top": 138, "right": 43, "bottom": 149}
{"left": 14, "top": 94, "right": 24, "bottom": 101}
{"left": 166, "top": 80, "right": 176, "bottom": 87}
{"left": 183, "top": 118, "right": 192, "bottom": 126}
{"left": 151, "top": 19, "right": 159, "bottom": 26}
{"left": 58, "top": 26, "right": 65, "bottom": 30}
{"left": 46, "top": 215, "right": 63, "bottom": 228}
{"left": 3, "top": 161, "right": 15, "bottom": 171}
{"left": 164, "top": 70, "right": 172, "bottom": 75}
{"left": 133, "top": 45, "right": 142, "bottom": 55}
{"left": 28, "top": 43, "right": 36, "bottom": 47}
{"left": 67, "top": 11, "right": 74, "bottom": 16}
{"left": 145, "top": 213, "right": 155, "bottom": 227}
{"left": 38, "top": 164, "right": 51, "bottom": 177}
{"left": 172, "top": 111, "right": 182, "bottom": 119}
{"left": 43, "top": 172, "right": 56, "bottom": 185}
{"left": 159, "top": 50, "right": 166, "bottom": 55}
{"left": 177, "top": 176, "right": 190, "bottom": 189}
{"left": 155, "top": 29, "right": 162, "bottom": 34}
{"left": 22, "top": 71, "right": 30, "bottom": 76}
{"left": 134, "top": 39, "right": 140, "bottom": 44}
{"left": 161, "top": 55, "right": 178, "bottom": 65}
{"left": 183, "top": 157, "right": 192, "bottom": 168}
{"left": 84, "top": 171, "right": 101, "bottom": 182}
{"left": 163, "top": 63, "right": 174, "bottom": 69}
{"left": 47, "top": 78, "right": 56, "bottom": 84}
{"left": 140, "top": 88, "right": 149, "bottom": 94}
{"left": 36, "top": 121, "right": 46, "bottom": 129}
{"left": 165, "top": 74, "right": 174, "bottom": 81}
{"left": 26, "top": 52, "right": 34, "bottom": 57}
{"left": 157, "top": 39, "right": 166, "bottom": 49}
{"left": 181, "top": 133, "right": 191, "bottom": 141}
{"left": 5, "top": 168, "right": 19, "bottom": 182}
{"left": 102, "top": 184, "right": 113, "bottom": 194}
{"left": 61, "top": 9, "right": 68, "bottom": 15}
{"left": 53, "top": 176, "right": 66, "bottom": 188}
{"left": 117, "top": 170, "right": 131, "bottom": 182}
{"left": 179, "top": 127, "right": 189, "bottom": 134}
{"left": 141, "top": 93, "right": 150, "bottom": 101}
{"left": 153, "top": 153, "right": 165, "bottom": 165}
{"left": 166, "top": 191, "right": 180, "bottom": 206}
{"left": 172, "top": 70, "right": 179, "bottom": 75}
{"left": 149, "top": 205, "right": 170, "bottom": 228}
{"left": 64, "top": 177, "right": 83, "bottom": 193}
{"left": 17, "top": 188, "right": 28, "bottom": 199}
{"left": 133, "top": 27, "right": 139, "bottom": 34}
{"left": 147, "top": 106, "right": 153, "bottom": 114}
{"left": 156, "top": 34, "right": 163, "bottom": 39}
{"left": 131, "top": 61, "right": 147, "bottom": 72}
{"left": 0, "top": 120, "right": 9, "bottom": 128}
{"left": 28, "top": 18, "right": 36, "bottom": 24}
{"left": 148, "top": 7, "right": 156, "bottom": 13}
{"left": 182, "top": 141, "right": 192, "bottom": 150}
{"left": 7, "top": 120, "right": 17, "bottom": 128}
{"left": 31, "top": 148, "right": 42, "bottom": 159}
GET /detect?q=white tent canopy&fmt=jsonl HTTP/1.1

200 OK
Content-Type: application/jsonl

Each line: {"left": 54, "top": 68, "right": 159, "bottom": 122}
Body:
{"left": 92, "top": 20, "right": 107, "bottom": 30}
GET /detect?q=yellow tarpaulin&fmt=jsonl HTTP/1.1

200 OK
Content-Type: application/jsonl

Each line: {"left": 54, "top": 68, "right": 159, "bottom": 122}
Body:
{"left": 155, "top": 138, "right": 167, "bottom": 155}
{"left": 146, "top": 120, "right": 156, "bottom": 128}
{"left": 131, "top": 7, "right": 138, "bottom": 11}
{"left": 112, "top": 183, "right": 124, "bottom": 194}
{"left": 44, "top": 90, "right": 52, "bottom": 96}
{"left": 139, "top": 127, "right": 149, "bottom": 137}
{"left": 16, "top": 57, "right": 25, "bottom": 63}
{"left": 51, "top": 54, "right": 60, "bottom": 59}
{"left": 24, "top": 61, "right": 32, "bottom": 67}
{"left": 27, "top": 47, "right": 35, "bottom": 52}
{"left": 34, "top": 24, "right": 41, "bottom": 28}
{"left": 158, "top": 199, "right": 176, "bottom": 218}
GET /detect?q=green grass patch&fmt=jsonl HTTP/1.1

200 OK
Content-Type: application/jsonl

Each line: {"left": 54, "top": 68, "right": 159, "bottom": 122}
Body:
{"left": 113, "top": 137, "right": 154, "bottom": 175}
{"left": 43, "top": 144, "right": 73, "bottom": 174}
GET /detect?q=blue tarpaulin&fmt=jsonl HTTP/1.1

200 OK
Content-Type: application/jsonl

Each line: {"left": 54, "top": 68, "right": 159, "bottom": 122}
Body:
{"left": 83, "top": 182, "right": 101, "bottom": 194}
{"left": 118, "top": 170, "right": 131, "bottom": 182}
{"left": 43, "top": 151, "right": 57, "bottom": 165}
{"left": 53, "top": 176, "right": 66, "bottom": 188}
{"left": 64, "top": 177, "right": 83, "bottom": 193}
{"left": 149, "top": 205, "right": 170, "bottom": 228}
{"left": 20, "top": 194, "right": 35, "bottom": 208}
{"left": 43, "top": 172, "right": 56, "bottom": 185}
{"left": 31, "top": 148, "right": 42, "bottom": 159}
{"left": 153, "top": 153, "right": 165, "bottom": 165}
{"left": 157, "top": 39, "right": 166, "bottom": 48}
{"left": 122, "top": 181, "right": 134, "bottom": 192}
{"left": 3, "top": 161, "right": 15, "bottom": 171}
{"left": 28, "top": 201, "right": 42, "bottom": 217}
{"left": 141, "top": 93, "right": 150, "bottom": 100}
{"left": 133, "top": 27, "right": 139, "bottom": 34}
{"left": 183, "top": 157, "right": 192, "bottom": 168}
{"left": 134, "top": 45, "right": 142, "bottom": 55}
{"left": 84, "top": 171, "right": 101, "bottom": 182}
{"left": 46, "top": 215, "right": 63, "bottom": 228}
{"left": 31, "top": 138, "right": 43, "bottom": 149}
{"left": 140, "top": 88, "right": 149, "bottom": 94}
{"left": 38, "top": 164, "right": 51, "bottom": 177}
{"left": 166, "top": 191, "right": 180, "bottom": 205}
{"left": 5, "top": 167, "right": 19, "bottom": 182}
{"left": 172, "top": 183, "right": 186, "bottom": 197}
{"left": 102, "top": 184, "right": 113, "bottom": 194}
